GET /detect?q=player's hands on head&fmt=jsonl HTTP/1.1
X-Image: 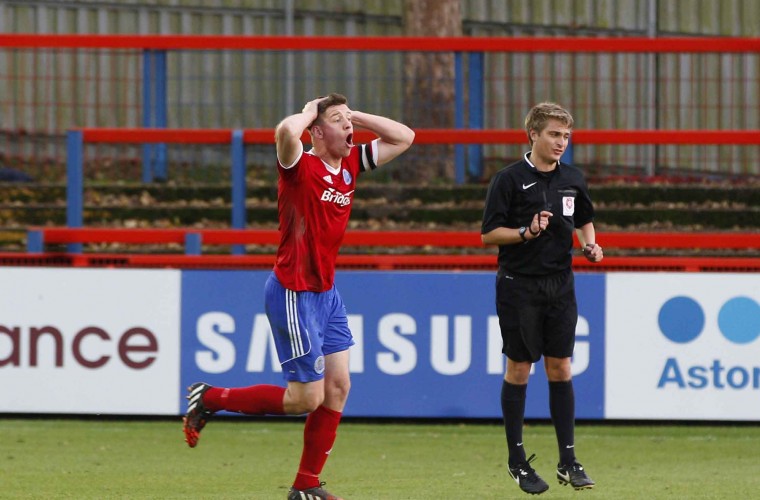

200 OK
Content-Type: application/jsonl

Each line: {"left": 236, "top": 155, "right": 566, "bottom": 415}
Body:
{"left": 302, "top": 97, "right": 326, "bottom": 116}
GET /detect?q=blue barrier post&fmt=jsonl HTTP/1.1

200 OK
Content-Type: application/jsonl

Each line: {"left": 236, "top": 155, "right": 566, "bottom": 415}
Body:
{"left": 184, "top": 232, "right": 202, "bottom": 255}
{"left": 142, "top": 50, "right": 154, "bottom": 183}
{"left": 468, "top": 52, "right": 484, "bottom": 181}
{"left": 27, "top": 229, "right": 43, "bottom": 253}
{"left": 454, "top": 52, "right": 465, "bottom": 185}
{"left": 562, "top": 139, "right": 574, "bottom": 165}
{"left": 154, "top": 50, "right": 168, "bottom": 181}
{"left": 142, "top": 50, "right": 169, "bottom": 182}
{"left": 66, "top": 130, "right": 84, "bottom": 253}
{"left": 230, "top": 129, "right": 247, "bottom": 255}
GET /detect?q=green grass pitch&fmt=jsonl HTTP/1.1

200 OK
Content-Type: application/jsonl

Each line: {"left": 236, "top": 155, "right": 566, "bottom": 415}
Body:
{"left": 3, "top": 417, "right": 759, "bottom": 499}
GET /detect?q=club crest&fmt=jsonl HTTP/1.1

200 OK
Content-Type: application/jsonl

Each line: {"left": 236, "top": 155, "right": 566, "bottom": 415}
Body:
{"left": 314, "top": 355, "right": 325, "bottom": 375}
{"left": 563, "top": 196, "right": 575, "bottom": 216}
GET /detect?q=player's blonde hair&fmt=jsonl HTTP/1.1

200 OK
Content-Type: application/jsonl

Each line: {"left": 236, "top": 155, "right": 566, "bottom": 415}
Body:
{"left": 524, "top": 102, "right": 574, "bottom": 146}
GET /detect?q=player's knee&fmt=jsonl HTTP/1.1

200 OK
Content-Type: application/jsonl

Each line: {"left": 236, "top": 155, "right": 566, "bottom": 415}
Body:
{"left": 291, "top": 392, "right": 324, "bottom": 414}
{"left": 284, "top": 384, "right": 325, "bottom": 414}
{"left": 325, "top": 377, "right": 351, "bottom": 404}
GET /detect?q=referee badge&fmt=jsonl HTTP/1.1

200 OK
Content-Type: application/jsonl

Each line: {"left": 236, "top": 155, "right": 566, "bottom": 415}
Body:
{"left": 563, "top": 196, "right": 575, "bottom": 216}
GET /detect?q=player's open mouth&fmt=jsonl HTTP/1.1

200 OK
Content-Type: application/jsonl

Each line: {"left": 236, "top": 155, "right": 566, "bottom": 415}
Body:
{"left": 346, "top": 133, "right": 354, "bottom": 148}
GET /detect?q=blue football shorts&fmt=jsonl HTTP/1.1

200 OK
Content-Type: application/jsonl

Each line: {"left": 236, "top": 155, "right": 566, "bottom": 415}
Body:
{"left": 264, "top": 272, "right": 354, "bottom": 382}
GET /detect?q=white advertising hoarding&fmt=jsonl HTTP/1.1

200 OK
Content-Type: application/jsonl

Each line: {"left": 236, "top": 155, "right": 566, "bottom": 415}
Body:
{"left": 2, "top": 267, "right": 757, "bottom": 420}
{"left": 0, "top": 268, "right": 181, "bottom": 414}
{"left": 605, "top": 273, "right": 760, "bottom": 420}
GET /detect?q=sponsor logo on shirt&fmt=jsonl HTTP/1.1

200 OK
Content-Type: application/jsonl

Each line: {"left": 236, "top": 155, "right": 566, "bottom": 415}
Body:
{"left": 323, "top": 174, "right": 333, "bottom": 184}
{"left": 320, "top": 188, "right": 354, "bottom": 207}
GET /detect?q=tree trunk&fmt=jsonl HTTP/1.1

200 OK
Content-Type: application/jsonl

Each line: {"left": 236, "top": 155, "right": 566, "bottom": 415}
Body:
{"left": 400, "top": 0, "right": 462, "bottom": 183}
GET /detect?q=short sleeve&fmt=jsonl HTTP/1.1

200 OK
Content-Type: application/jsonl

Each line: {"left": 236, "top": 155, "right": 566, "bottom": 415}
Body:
{"left": 481, "top": 172, "right": 513, "bottom": 234}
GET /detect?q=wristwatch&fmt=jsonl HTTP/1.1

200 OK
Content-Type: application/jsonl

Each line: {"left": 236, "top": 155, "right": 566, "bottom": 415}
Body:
{"left": 519, "top": 226, "right": 528, "bottom": 242}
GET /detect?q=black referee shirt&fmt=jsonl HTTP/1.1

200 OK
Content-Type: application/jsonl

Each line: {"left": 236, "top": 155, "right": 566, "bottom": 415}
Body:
{"left": 481, "top": 153, "right": 595, "bottom": 276}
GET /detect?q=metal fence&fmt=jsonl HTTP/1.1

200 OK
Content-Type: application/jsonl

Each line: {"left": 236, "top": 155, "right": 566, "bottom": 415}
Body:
{"left": 0, "top": 0, "right": 758, "bottom": 182}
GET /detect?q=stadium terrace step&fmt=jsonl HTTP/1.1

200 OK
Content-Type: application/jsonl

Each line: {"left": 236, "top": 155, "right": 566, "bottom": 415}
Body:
{"left": 0, "top": 182, "right": 757, "bottom": 251}
{"left": 2, "top": 182, "right": 758, "bottom": 207}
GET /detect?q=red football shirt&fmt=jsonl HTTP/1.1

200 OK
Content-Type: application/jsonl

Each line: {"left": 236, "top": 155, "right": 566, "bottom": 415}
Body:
{"left": 273, "top": 141, "right": 378, "bottom": 292}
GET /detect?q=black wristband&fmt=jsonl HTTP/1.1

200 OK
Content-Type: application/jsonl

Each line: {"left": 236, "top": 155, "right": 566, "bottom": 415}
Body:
{"left": 528, "top": 218, "right": 541, "bottom": 236}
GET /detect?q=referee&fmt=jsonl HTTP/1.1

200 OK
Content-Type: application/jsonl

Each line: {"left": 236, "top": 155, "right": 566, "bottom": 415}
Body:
{"left": 481, "top": 102, "right": 603, "bottom": 495}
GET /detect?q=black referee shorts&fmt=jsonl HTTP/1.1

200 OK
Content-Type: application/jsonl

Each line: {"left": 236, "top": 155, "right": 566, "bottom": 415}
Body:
{"left": 495, "top": 267, "right": 578, "bottom": 363}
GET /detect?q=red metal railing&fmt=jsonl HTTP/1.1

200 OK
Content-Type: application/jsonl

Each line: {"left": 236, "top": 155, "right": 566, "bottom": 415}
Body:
{"left": 3, "top": 34, "right": 758, "bottom": 180}
{"left": 2, "top": 34, "right": 758, "bottom": 52}
{"left": 21, "top": 226, "right": 760, "bottom": 250}
{"left": 9, "top": 227, "right": 759, "bottom": 273}
{"left": 79, "top": 127, "right": 760, "bottom": 146}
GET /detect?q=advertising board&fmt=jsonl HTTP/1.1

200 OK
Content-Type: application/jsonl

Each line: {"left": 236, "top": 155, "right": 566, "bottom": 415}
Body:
{"left": 605, "top": 273, "right": 760, "bottom": 420}
{"left": 6, "top": 268, "right": 753, "bottom": 421}
{"left": 0, "top": 268, "right": 181, "bottom": 414}
{"left": 180, "top": 270, "right": 606, "bottom": 419}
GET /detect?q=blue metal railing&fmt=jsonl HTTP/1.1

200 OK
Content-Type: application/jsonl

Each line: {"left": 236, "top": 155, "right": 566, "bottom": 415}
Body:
{"left": 142, "top": 50, "right": 169, "bottom": 182}
{"left": 140, "top": 50, "right": 486, "bottom": 185}
{"left": 65, "top": 128, "right": 250, "bottom": 255}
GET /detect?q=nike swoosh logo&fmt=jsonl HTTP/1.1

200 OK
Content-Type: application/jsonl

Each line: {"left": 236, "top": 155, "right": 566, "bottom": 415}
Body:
{"left": 557, "top": 470, "right": 570, "bottom": 481}
{"left": 522, "top": 182, "right": 537, "bottom": 189}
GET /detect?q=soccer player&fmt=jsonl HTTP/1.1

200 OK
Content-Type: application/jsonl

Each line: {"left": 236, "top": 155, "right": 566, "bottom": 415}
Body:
{"left": 481, "top": 102, "right": 603, "bottom": 495}
{"left": 183, "top": 93, "right": 414, "bottom": 500}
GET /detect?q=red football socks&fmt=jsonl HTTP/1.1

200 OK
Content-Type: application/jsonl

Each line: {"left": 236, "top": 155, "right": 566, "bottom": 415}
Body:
{"left": 203, "top": 384, "right": 286, "bottom": 415}
{"left": 293, "top": 405, "right": 343, "bottom": 490}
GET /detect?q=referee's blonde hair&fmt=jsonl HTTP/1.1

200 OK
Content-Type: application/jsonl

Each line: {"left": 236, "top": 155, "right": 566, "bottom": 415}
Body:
{"left": 524, "top": 102, "right": 574, "bottom": 146}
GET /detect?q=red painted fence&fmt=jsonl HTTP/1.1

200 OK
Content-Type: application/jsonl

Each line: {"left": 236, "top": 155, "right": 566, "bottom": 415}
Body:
{"left": 5, "top": 227, "right": 759, "bottom": 273}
